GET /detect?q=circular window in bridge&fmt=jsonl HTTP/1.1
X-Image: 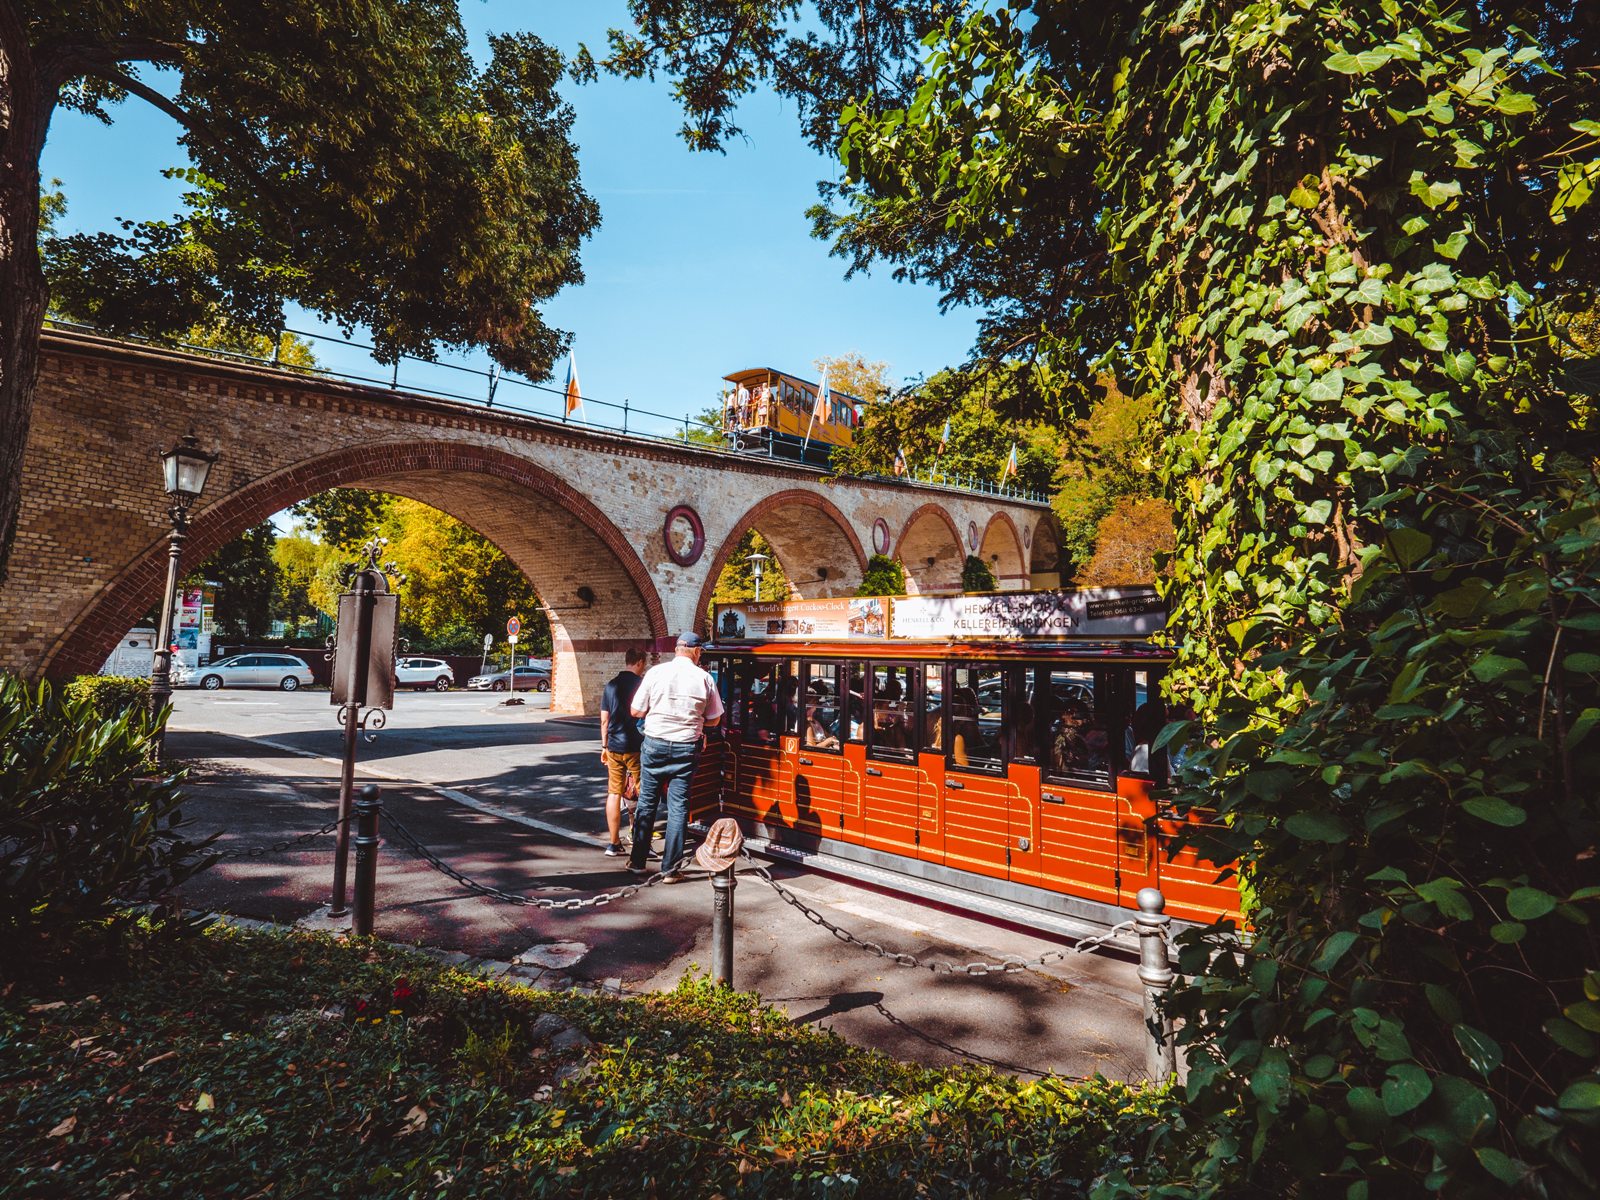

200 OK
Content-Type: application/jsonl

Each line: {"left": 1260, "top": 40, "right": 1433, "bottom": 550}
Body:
{"left": 967, "top": 520, "right": 980, "bottom": 552}
{"left": 663, "top": 504, "right": 705, "bottom": 566}
{"left": 871, "top": 517, "right": 891, "bottom": 556}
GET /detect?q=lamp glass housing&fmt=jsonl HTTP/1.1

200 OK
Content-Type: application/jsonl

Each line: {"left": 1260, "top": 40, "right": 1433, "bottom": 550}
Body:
{"left": 162, "top": 439, "right": 214, "bottom": 500}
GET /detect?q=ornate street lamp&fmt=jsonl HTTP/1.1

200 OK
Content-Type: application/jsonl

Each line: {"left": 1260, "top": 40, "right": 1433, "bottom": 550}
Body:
{"left": 149, "top": 433, "right": 218, "bottom": 757}
{"left": 745, "top": 550, "right": 770, "bottom": 602}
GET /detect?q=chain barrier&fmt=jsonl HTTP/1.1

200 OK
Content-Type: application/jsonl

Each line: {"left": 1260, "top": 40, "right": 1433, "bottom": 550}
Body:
{"left": 383, "top": 813, "right": 682, "bottom": 910}
{"left": 211, "top": 812, "right": 353, "bottom": 860}
{"left": 744, "top": 860, "right": 1136, "bottom": 976}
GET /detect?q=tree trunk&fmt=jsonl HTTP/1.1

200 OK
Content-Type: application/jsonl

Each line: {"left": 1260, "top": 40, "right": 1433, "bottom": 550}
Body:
{"left": 0, "top": 9, "right": 49, "bottom": 588}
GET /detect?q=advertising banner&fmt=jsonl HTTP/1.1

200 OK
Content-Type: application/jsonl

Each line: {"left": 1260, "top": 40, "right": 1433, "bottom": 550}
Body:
{"left": 888, "top": 588, "right": 1166, "bottom": 640}
{"left": 712, "top": 596, "right": 888, "bottom": 641}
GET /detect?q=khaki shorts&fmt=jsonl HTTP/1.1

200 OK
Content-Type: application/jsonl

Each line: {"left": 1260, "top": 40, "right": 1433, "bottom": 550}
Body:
{"left": 605, "top": 751, "right": 641, "bottom": 795}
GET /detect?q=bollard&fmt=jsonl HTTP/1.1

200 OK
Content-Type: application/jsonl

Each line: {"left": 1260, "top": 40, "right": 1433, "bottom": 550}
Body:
{"left": 710, "top": 867, "right": 736, "bottom": 986}
{"left": 352, "top": 784, "right": 382, "bottom": 937}
{"left": 1135, "top": 886, "right": 1177, "bottom": 1083}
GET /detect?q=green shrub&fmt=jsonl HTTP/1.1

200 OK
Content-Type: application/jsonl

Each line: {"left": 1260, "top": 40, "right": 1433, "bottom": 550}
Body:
{"left": 1, "top": 922, "right": 1170, "bottom": 1197}
{"left": 856, "top": 554, "right": 906, "bottom": 596}
{"left": 960, "top": 555, "right": 997, "bottom": 592}
{"left": 63, "top": 674, "right": 151, "bottom": 722}
{"left": 0, "top": 675, "right": 210, "bottom": 968}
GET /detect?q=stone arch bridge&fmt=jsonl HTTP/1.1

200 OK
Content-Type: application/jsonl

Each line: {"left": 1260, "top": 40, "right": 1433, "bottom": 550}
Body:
{"left": 0, "top": 330, "right": 1059, "bottom": 712}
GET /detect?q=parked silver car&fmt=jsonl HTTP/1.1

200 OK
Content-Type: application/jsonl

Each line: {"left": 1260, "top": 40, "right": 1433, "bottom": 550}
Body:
{"left": 466, "top": 664, "right": 550, "bottom": 692}
{"left": 394, "top": 657, "right": 455, "bottom": 691}
{"left": 181, "top": 653, "right": 315, "bottom": 691}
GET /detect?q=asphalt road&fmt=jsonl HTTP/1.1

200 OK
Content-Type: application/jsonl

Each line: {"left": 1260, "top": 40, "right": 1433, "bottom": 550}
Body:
{"left": 166, "top": 688, "right": 1155, "bottom": 1082}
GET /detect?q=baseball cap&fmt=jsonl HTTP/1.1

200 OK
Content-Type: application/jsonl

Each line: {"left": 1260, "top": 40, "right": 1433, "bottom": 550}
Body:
{"left": 676, "top": 631, "right": 706, "bottom": 648}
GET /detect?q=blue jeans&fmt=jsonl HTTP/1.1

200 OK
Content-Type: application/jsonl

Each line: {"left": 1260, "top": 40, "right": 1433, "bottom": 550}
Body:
{"left": 629, "top": 736, "right": 700, "bottom": 874}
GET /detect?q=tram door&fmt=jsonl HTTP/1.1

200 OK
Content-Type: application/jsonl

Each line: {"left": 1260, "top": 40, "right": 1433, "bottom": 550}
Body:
{"left": 935, "top": 663, "right": 1011, "bottom": 882}
{"left": 793, "top": 661, "right": 847, "bottom": 840}
{"left": 860, "top": 661, "right": 922, "bottom": 860}
{"left": 1033, "top": 667, "right": 1124, "bottom": 908}
{"left": 732, "top": 659, "right": 792, "bottom": 827}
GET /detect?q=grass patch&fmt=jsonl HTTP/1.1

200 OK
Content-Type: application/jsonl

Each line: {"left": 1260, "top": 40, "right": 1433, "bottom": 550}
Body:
{"left": 0, "top": 919, "right": 1163, "bottom": 1197}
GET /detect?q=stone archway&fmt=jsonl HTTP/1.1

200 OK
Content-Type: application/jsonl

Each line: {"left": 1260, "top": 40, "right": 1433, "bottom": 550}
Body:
{"left": 979, "top": 512, "right": 1028, "bottom": 591}
{"left": 895, "top": 503, "right": 964, "bottom": 594}
{"left": 694, "top": 489, "right": 869, "bottom": 632}
{"left": 46, "top": 442, "right": 668, "bottom": 714}
{"left": 1029, "top": 516, "right": 1063, "bottom": 589}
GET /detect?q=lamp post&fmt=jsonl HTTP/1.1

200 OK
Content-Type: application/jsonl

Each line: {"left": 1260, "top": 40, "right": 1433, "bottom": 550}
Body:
{"left": 149, "top": 434, "right": 218, "bottom": 759}
{"left": 745, "top": 551, "right": 770, "bottom": 602}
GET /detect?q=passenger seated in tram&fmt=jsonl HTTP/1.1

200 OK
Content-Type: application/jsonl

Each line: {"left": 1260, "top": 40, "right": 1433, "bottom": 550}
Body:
{"left": 949, "top": 685, "right": 981, "bottom": 767}
{"left": 747, "top": 679, "right": 780, "bottom": 744}
{"left": 779, "top": 675, "right": 802, "bottom": 733}
{"left": 872, "top": 707, "right": 910, "bottom": 749}
{"left": 1126, "top": 698, "right": 1167, "bottom": 775}
{"left": 1052, "top": 700, "right": 1092, "bottom": 774}
{"left": 806, "top": 709, "right": 840, "bottom": 749}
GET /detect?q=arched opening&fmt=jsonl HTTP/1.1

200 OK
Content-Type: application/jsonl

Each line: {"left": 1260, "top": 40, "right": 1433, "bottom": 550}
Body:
{"left": 1029, "top": 517, "right": 1063, "bottom": 589}
{"left": 895, "top": 504, "right": 963, "bottom": 594}
{"left": 46, "top": 443, "right": 667, "bottom": 715}
{"left": 695, "top": 490, "right": 868, "bottom": 631}
{"left": 979, "top": 513, "right": 1028, "bottom": 592}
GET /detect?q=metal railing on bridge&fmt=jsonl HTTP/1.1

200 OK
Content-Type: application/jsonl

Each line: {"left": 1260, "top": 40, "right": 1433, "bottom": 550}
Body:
{"left": 42, "top": 317, "right": 1051, "bottom": 506}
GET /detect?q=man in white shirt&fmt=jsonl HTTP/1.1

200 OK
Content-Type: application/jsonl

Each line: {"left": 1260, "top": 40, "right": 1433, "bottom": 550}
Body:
{"left": 627, "top": 630, "right": 724, "bottom": 878}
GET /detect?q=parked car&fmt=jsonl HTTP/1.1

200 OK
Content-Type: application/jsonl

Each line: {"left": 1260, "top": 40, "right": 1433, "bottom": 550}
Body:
{"left": 180, "top": 653, "right": 314, "bottom": 691}
{"left": 467, "top": 664, "right": 551, "bottom": 692}
{"left": 394, "top": 657, "right": 455, "bottom": 691}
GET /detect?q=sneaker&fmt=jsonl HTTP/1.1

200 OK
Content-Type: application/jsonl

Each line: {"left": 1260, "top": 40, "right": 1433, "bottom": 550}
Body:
{"left": 604, "top": 843, "right": 625, "bottom": 857}
{"left": 660, "top": 872, "right": 684, "bottom": 886}
{"left": 647, "top": 847, "right": 662, "bottom": 860}
{"left": 626, "top": 863, "right": 649, "bottom": 876}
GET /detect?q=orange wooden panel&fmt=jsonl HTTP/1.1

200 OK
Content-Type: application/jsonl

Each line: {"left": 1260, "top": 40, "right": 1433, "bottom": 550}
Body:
{"left": 1004, "top": 763, "right": 1043, "bottom": 886}
{"left": 738, "top": 741, "right": 792, "bottom": 827}
{"left": 861, "top": 756, "right": 921, "bottom": 858}
{"left": 792, "top": 741, "right": 846, "bottom": 839}
{"left": 913, "top": 752, "right": 945, "bottom": 862}
{"left": 940, "top": 768, "right": 1010, "bottom": 881}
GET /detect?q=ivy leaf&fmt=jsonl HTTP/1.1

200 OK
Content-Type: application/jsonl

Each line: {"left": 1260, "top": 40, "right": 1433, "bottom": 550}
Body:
{"left": 1326, "top": 48, "right": 1394, "bottom": 74}
{"left": 1475, "top": 1148, "right": 1529, "bottom": 1186}
{"left": 1506, "top": 887, "right": 1556, "bottom": 920}
{"left": 1545, "top": 1016, "right": 1598, "bottom": 1057}
{"left": 1460, "top": 797, "right": 1526, "bottom": 827}
{"left": 1469, "top": 654, "right": 1526, "bottom": 683}
{"left": 1312, "top": 930, "right": 1360, "bottom": 972}
{"left": 1382, "top": 1064, "right": 1434, "bottom": 1115}
{"left": 1557, "top": 1080, "right": 1600, "bottom": 1111}
{"left": 1454, "top": 1025, "right": 1503, "bottom": 1076}
{"left": 1563, "top": 652, "right": 1600, "bottom": 674}
{"left": 1284, "top": 811, "right": 1349, "bottom": 842}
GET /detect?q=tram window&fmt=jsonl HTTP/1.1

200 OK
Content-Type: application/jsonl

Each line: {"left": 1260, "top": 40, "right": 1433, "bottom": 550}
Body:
{"left": 779, "top": 660, "right": 802, "bottom": 736}
{"left": 1008, "top": 666, "right": 1039, "bottom": 764}
{"left": 741, "top": 661, "right": 784, "bottom": 745}
{"left": 867, "top": 662, "right": 916, "bottom": 762}
{"left": 801, "top": 662, "right": 842, "bottom": 751}
{"left": 1042, "top": 668, "right": 1114, "bottom": 786}
{"left": 843, "top": 664, "right": 868, "bottom": 742}
{"left": 948, "top": 664, "right": 1004, "bottom": 772}
{"left": 920, "top": 664, "right": 945, "bottom": 753}
{"left": 1124, "top": 667, "right": 1169, "bottom": 780}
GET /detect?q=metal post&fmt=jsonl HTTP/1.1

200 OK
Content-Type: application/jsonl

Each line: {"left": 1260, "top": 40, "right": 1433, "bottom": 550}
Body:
{"left": 147, "top": 504, "right": 188, "bottom": 761}
{"left": 710, "top": 866, "right": 736, "bottom": 986}
{"left": 1135, "top": 887, "right": 1177, "bottom": 1082}
{"left": 352, "top": 784, "right": 381, "bottom": 936}
{"left": 329, "top": 570, "right": 376, "bottom": 917}
{"left": 622, "top": 397, "right": 629, "bottom": 434}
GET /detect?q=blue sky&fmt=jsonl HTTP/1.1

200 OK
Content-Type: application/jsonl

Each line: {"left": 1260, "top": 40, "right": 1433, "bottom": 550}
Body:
{"left": 40, "top": 1, "right": 976, "bottom": 433}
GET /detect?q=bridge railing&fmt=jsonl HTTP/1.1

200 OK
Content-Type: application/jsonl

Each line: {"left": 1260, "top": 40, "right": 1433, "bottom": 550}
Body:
{"left": 41, "top": 318, "right": 1051, "bottom": 506}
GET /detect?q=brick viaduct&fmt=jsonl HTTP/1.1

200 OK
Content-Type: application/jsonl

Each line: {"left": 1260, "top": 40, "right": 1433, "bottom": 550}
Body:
{"left": 0, "top": 330, "right": 1060, "bottom": 713}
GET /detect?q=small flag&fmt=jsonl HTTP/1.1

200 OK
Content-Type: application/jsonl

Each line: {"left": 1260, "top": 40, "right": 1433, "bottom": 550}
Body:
{"left": 563, "top": 352, "right": 584, "bottom": 419}
{"left": 893, "top": 445, "right": 908, "bottom": 477}
{"left": 1000, "top": 442, "right": 1018, "bottom": 482}
{"left": 939, "top": 418, "right": 951, "bottom": 453}
{"left": 803, "top": 366, "right": 830, "bottom": 449}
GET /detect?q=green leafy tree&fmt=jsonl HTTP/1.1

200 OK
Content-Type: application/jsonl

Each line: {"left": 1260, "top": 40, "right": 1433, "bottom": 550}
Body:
{"left": 610, "top": 3, "right": 1600, "bottom": 1195}
{"left": 959, "top": 555, "right": 996, "bottom": 594}
{"left": 289, "top": 490, "right": 394, "bottom": 552}
{"left": 856, "top": 554, "right": 905, "bottom": 597}
{"left": 197, "top": 521, "right": 276, "bottom": 640}
{"left": 0, "top": 2, "right": 600, "bottom": 587}
{"left": 708, "top": 531, "right": 793, "bottom": 611}
{"left": 830, "top": 365, "right": 1061, "bottom": 492}
{"left": 1051, "top": 379, "right": 1164, "bottom": 575}
{"left": 270, "top": 530, "right": 339, "bottom": 639}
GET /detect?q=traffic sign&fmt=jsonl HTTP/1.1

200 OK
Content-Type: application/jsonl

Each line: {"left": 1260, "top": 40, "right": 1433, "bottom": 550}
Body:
{"left": 483, "top": 633, "right": 493, "bottom": 651}
{"left": 506, "top": 615, "right": 522, "bottom": 637}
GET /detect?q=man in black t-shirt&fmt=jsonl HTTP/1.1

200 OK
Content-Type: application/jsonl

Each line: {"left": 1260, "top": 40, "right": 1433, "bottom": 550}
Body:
{"left": 598, "top": 647, "right": 648, "bottom": 856}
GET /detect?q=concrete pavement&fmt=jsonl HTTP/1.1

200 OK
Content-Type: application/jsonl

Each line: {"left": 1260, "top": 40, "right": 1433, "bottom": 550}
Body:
{"left": 166, "top": 691, "right": 1153, "bottom": 1081}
